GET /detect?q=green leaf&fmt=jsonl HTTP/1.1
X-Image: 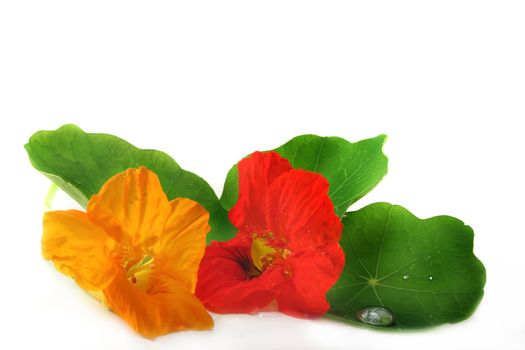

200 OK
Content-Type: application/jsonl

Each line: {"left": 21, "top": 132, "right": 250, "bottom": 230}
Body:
{"left": 25, "top": 124, "right": 235, "bottom": 243}
{"left": 327, "top": 202, "right": 486, "bottom": 328}
{"left": 220, "top": 134, "right": 388, "bottom": 217}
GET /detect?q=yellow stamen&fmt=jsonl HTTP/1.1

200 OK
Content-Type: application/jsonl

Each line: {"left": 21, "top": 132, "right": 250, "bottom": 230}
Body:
{"left": 249, "top": 233, "right": 292, "bottom": 277}
{"left": 126, "top": 255, "right": 154, "bottom": 289}
{"left": 251, "top": 236, "right": 277, "bottom": 272}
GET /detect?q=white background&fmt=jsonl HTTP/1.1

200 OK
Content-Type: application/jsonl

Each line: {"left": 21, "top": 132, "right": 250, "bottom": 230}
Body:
{"left": 1, "top": 1, "right": 524, "bottom": 349}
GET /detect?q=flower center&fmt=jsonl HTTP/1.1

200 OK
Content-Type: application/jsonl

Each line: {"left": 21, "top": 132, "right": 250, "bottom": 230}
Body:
{"left": 248, "top": 233, "right": 292, "bottom": 278}
{"left": 125, "top": 255, "right": 154, "bottom": 289}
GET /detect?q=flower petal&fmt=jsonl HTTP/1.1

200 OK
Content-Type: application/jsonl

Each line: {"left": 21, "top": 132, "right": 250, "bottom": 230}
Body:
{"left": 265, "top": 169, "right": 342, "bottom": 250}
{"left": 229, "top": 151, "right": 292, "bottom": 235}
{"left": 275, "top": 244, "right": 345, "bottom": 317}
{"left": 153, "top": 198, "right": 210, "bottom": 292}
{"left": 42, "top": 210, "right": 116, "bottom": 291}
{"left": 87, "top": 167, "right": 170, "bottom": 249}
{"left": 195, "top": 235, "right": 282, "bottom": 314}
{"left": 103, "top": 271, "right": 213, "bottom": 338}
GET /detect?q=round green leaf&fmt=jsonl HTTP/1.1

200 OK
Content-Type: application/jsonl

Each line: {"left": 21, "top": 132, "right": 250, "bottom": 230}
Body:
{"left": 327, "top": 202, "right": 486, "bottom": 328}
{"left": 25, "top": 124, "right": 235, "bottom": 243}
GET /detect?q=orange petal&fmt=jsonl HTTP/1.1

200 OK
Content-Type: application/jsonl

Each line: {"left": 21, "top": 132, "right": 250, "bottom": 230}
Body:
{"left": 87, "top": 167, "right": 171, "bottom": 249}
{"left": 103, "top": 270, "right": 213, "bottom": 338}
{"left": 153, "top": 198, "right": 210, "bottom": 292}
{"left": 42, "top": 210, "right": 116, "bottom": 291}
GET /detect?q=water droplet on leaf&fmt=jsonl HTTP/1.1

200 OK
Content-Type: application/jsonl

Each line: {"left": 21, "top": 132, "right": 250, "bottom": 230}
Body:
{"left": 356, "top": 307, "right": 395, "bottom": 326}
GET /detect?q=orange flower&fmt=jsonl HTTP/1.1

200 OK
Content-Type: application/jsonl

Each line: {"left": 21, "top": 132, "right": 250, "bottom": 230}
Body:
{"left": 42, "top": 166, "right": 213, "bottom": 338}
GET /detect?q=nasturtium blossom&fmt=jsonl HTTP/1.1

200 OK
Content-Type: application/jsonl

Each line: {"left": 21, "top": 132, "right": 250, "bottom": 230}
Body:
{"left": 42, "top": 166, "right": 213, "bottom": 338}
{"left": 196, "top": 151, "right": 344, "bottom": 317}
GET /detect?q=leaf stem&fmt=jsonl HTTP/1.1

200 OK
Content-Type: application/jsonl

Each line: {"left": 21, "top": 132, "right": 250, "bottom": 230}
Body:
{"left": 44, "top": 182, "right": 59, "bottom": 210}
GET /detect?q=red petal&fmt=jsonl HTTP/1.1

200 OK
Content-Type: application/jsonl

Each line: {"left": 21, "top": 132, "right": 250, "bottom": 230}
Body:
{"left": 195, "top": 234, "right": 284, "bottom": 314}
{"left": 229, "top": 151, "right": 292, "bottom": 235}
{"left": 275, "top": 244, "right": 345, "bottom": 318}
{"left": 265, "top": 169, "right": 342, "bottom": 250}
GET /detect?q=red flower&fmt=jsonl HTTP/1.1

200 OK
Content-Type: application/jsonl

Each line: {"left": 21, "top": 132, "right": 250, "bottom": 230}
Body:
{"left": 196, "top": 151, "right": 344, "bottom": 318}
